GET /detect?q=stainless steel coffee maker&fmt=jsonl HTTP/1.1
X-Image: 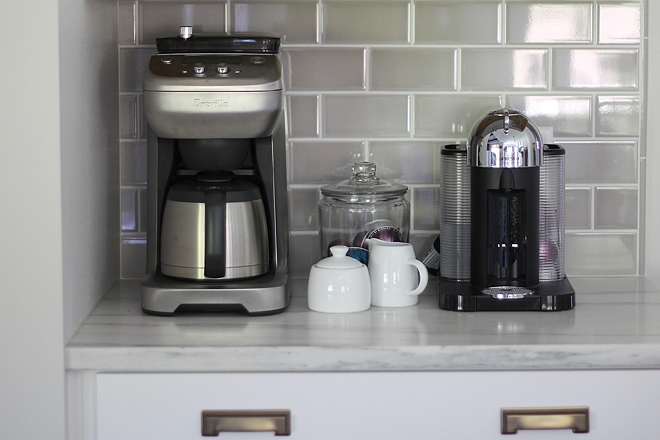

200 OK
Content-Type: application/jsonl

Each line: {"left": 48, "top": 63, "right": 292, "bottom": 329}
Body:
{"left": 140, "top": 27, "right": 290, "bottom": 315}
{"left": 438, "top": 109, "right": 575, "bottom": 311}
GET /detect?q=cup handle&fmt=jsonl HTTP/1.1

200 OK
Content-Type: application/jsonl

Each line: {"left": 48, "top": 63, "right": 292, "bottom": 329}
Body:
{"left": 407, "top": 259, "right": 429, "bottom": 296}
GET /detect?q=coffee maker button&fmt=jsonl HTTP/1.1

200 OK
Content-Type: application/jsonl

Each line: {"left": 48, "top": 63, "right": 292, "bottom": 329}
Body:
{"left": 250, "top": 56, "right": 266, "bottom": 65}
{"left": 193, "top": 64, "right": 205, "bottom": 74}
{"left": 160, "top": 58, "right": 173, "bottom": 65}
{"left": 217, "top": 64, "right": 230, "bottom": 74}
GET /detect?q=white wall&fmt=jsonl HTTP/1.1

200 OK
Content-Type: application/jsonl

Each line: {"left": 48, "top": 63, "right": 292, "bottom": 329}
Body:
{"left": 0, "top": 4, "right": 66, "bottom": 440}
{"left": 59, "top": 0, "right": 120, "bottom": 342}
{"left": 0, "top": 0, "right": 119, "bottom": 439}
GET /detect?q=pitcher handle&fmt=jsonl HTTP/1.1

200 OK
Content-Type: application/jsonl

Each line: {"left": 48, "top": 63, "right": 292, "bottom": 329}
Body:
{"left": 407, "top": 259, "right": 429, "bottom": 296}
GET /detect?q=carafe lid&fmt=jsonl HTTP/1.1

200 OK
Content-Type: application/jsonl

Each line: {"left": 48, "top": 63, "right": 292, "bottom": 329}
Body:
{"left": 166, "top": 172, "right": 263, "bottom": 203}
{"left": 320, "top": 162, "right": 408, "bottom": 198}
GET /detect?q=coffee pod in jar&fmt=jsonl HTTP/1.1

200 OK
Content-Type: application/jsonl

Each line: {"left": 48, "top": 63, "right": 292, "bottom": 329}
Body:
{"left": 319, "top": 162, "right": 410, "bottom": 260}
{"left": 352, "top": 219, "right": 404, "bottom": 248}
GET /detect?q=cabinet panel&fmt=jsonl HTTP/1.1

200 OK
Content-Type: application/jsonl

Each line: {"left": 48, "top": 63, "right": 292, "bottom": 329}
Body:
{"left": 97, "top": 370, "right": 660, "bottom": 439}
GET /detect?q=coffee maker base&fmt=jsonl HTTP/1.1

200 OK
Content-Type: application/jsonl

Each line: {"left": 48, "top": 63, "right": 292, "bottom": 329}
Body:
{"left": 140, "top": 272, "right": 290, "bottom": 316}
{"left": 438, "top": 278, "right": 575, "bottom": 312}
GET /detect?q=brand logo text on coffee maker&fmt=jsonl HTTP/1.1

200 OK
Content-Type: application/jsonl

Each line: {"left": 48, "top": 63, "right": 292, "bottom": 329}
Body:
{"left": 193, "top": 98, "right": 229, "bottom": 108}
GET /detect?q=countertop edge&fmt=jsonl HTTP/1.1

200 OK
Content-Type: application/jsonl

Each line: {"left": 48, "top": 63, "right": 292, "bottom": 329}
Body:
{"left": 65, "top": 343, "right": 660, "bottom": 373}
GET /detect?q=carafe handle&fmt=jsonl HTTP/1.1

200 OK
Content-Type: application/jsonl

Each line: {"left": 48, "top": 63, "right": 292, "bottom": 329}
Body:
{"left": 204, "top": 187, "right": 226, "bottom": 278}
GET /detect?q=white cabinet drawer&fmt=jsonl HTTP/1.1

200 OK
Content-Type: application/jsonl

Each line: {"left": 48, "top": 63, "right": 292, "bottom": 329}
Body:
{"left": 96, "top": 370, "right": 660, "bottom": 439}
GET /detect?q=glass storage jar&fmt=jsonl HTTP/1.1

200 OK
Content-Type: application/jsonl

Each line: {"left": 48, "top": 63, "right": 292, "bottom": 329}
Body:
{"left": 319, "top": 162, "right": 410, "bottom": 260}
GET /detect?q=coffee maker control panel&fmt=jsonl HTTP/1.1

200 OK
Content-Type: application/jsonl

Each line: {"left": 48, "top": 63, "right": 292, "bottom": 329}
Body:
{"left": 145, "top": 54, "right": 282, "bottom": 92}
{"left": 151, "top": 54, "right": 276, "bottom": 77}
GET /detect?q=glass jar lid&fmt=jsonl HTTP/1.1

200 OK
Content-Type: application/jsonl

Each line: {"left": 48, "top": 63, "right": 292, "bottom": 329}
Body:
{"left": 320, "top": 162, "right": 408, "bottom": 198}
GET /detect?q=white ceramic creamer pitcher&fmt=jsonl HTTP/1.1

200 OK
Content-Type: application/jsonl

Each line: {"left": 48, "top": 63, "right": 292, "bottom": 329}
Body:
{"left": 366, "top": 238, "right": 429, "bottom": 307}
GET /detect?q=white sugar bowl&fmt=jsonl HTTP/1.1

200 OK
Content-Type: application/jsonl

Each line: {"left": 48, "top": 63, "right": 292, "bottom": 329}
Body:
{"left": 308, "top": 245, "right": 371, "bottom": 313}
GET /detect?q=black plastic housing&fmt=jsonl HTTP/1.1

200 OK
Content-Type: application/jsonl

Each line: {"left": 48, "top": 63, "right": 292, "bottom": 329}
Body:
{"left": 156, "top": 34, "right": 280, "bottom": 54}
{"left": 470, "top": 166, "right": 540, "bottom": 290}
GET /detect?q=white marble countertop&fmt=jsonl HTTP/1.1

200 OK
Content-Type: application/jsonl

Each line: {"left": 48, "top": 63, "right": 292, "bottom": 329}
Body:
{"left": 65, "top": 276, "right": 660, "bottom": 373}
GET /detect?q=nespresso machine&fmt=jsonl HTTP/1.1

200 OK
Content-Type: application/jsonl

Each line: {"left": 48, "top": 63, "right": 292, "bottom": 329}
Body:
{"left": 140, "top": 27, "right": 290, "bottom": 315}
{"left": 439, "top": 109, "right": 575, "bottom": 311}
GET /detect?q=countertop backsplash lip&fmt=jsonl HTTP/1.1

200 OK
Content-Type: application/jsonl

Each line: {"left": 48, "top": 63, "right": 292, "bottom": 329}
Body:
{"left": 118, "top": 0, "right": 646, "bottom": 279}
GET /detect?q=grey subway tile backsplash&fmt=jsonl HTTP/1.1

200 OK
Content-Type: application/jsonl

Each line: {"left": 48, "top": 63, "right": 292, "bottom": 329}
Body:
{"left": 121, "top": 189, "right": 138, "bottom": 232}
{"left": 119, "top": 0, "right": 647, "bottom": 278}
{"left": 461, "top": 49, "right": 548, "bottom": 91}
{"left": 289, "top": 141, "right": 366, "bottom": 184}
{"left": 119, "top": 48, "right": 155, "bottom": 93}
{"left": 414, "top": 95, "right": 503, "bottom": 138}
{"left": 599, "top": 3, "right": 642, "bottom": 44}
{"left": 120, "top": 95, "right": 139, "bottom": 140}
{"left": 565, "top": 187, "right": 592, "bottom": 230}
{"left": 232, "top": 1, "right": 319, "bottom": 43}
{"left": 597, "top": 96, "right": 640, "bottom": 137}
{"left": 369, "top": 141, "right": 442, "bottom": 184}
{"left": 552, "top": 49, "right": 640, "bottom": 90}
{"left": 322, "top": 95, "right": 410, "bottom": 138}
{"left": 139, "top": 2, "right": 226, "bottom": 45}
{"left": 370, "top": 48, "right": 456, "bottom": 91}
{"left": 414, "top": 2, "right": 501, "bottom": 44}
{"left": 505, "top": 96, "right": 592, "bottom": 138}
{"left": 595, "top": 188, "right": 638, "bottom": 230}
{"left": 565, "top": 233, "right": 637, "bottom": 276}
{"left": 121, "top": 238, "right": 147, "bottom": 279}
{"left": 118, "top": 2, "right": 136, "bottom": 45}
{"left": 282, "top": 48, "right": 366, "bottom": 91}
{"left": 289, "top": 188, "right": 321, "bottom": 231}
{"left": 139, "top": 188, "right": 147, "bottom": 232}
{"left": 287, "top": 95, "right": 319, "bottom": 138}
{"left": 290, "top": 234, "right": 322, "bottom": 277}
{"left": 505, "top": 3, "right": 593, "bottom": 44}
{"left": 323, "top": 1, "right": 409, "bottom": 44}
{"left": 120, "top": 142, "right": 147, "bottom": 186}
{"left": 413, "top": 187, "right": 441, "bottom": 231}
{"left": 564, "top": 141, "right": 638, "bottom": 185}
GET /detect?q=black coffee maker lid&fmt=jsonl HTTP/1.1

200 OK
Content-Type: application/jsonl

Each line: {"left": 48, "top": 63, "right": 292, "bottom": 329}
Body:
{"left": 157, "top": 27, "right": 280, "bottom": 54}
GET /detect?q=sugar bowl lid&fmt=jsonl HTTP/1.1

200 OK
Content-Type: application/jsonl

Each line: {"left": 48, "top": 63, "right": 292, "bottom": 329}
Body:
{"left": 320, "top": 162, "right": 408, "bottom": 198}
{"left": 313, "top": 246, "right": 363, "bottom": 270}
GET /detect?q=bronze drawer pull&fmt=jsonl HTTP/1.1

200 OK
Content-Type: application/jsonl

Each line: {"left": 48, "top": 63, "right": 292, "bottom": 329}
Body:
{"left": 501, "top": 406, "right": 589, "bottom": 434}
{"left": 202, "top": 410, "right": 291, "bottom": 436}
{"left": 202, "top": 409, "right": 291, "bottom": 437}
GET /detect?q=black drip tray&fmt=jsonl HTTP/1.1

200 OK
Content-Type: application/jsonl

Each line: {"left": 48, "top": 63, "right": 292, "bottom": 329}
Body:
{"left": 439, "top": 278, "right": 576, "bottom": 312}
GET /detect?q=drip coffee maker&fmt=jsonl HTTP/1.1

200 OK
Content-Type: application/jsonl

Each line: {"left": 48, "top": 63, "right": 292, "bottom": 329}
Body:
{"left": 140, "top": 27, "right": 289, "bottom": 315}
{"left": 439, "top": 109, "right": 575, "bottom": 311}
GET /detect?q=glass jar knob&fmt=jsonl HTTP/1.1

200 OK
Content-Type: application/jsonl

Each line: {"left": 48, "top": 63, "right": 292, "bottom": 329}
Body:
{"left": 351, "top": 162, "right": 380, "bottom": 184}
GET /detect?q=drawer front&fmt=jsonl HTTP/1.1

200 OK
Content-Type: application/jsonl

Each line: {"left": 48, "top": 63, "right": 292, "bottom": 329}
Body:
{"left": 96, "top": 370, "right": 660, "bottom": 439}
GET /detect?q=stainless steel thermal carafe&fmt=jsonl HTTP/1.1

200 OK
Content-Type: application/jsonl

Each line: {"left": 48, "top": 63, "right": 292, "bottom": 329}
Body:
{"left": 160, "top": 173, "right": 269, "bottom": 281}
